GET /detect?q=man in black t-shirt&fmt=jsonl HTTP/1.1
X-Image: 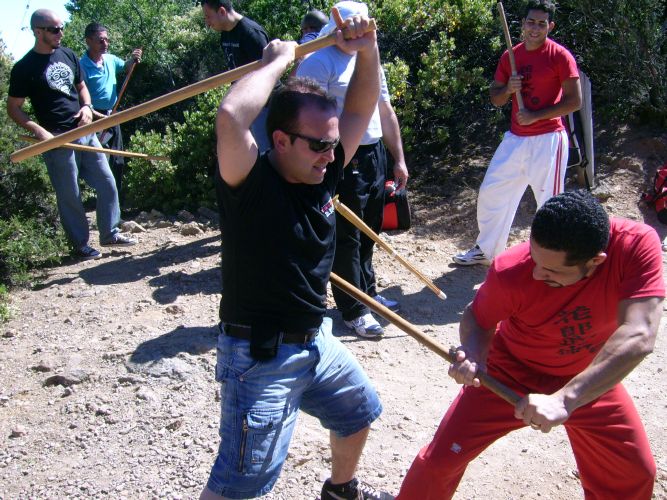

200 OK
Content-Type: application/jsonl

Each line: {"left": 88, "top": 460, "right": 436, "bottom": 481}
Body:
{"left": 201, "top": 0, "right": 271, "bottom": 152}
{"left": 7, "top": 9, "right": 136, "bottom": 260}
{"left": 201, "top": 15, "right": 393, "bottom": 500}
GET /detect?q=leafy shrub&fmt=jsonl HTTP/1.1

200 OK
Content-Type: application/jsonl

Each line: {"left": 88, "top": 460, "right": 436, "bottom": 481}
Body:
{"left": 0, "top": 284, "right": 10, "bottom": 323}
{"left": 125, "top": 87, "right": 225, "bottom": 212}
{"left": 0, "top": 216, "right": 68, "bottom": 287}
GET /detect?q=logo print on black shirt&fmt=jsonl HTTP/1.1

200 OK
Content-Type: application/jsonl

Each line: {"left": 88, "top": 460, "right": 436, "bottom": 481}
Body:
{"left": 321, "top": 197, "right": 334, "bottom": 217}
{"left": 46, "top": 62, "right": 73, "bottom": 95}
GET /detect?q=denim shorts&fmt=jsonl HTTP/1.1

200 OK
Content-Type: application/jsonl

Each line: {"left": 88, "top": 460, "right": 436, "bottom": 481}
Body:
{"left": 206, "top": 317, "right": 383, "bottom": 499}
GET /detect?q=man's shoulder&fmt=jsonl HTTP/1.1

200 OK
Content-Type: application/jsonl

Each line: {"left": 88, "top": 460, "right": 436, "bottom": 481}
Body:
{"left": 240, "top": 16, "right": 268, "bottom": 34}
{"left": 493, "top": 242, "right": 533, "bottom": 275}
{"left": 609, "top": 218, "right": 659, "bottom": 247}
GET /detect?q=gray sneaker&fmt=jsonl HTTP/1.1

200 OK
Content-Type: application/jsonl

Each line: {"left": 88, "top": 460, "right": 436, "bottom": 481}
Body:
{"left": 344, "top": 313, "right": 384, "bottom": 338}
{"left": 321, "top": 478, "right": 394, "bottom": 500}
{"left": 452, "top": 245, "right": 490, "bottom": 266}
{"left": 100, "top": 233, "right": 137, "bottom": 247}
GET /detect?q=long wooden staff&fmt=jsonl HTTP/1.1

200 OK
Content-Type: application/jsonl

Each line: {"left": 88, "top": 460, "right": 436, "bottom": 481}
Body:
{"left": 10, "top": 19, "right": 377, "bottom": 163}
{"left": 497, "top": 1, "right": 524, "bottom": 110}
{"left": 112, "top": 57, "right": 138, "bottom": 114}
{"left": 333, "top": 196, "right": 447, "bottom": 300}
{"left": 19, "top": 135, "right": 168, "bottom": 161}
{"left": 330, "top": 272, "right": 521, "bottom": 405}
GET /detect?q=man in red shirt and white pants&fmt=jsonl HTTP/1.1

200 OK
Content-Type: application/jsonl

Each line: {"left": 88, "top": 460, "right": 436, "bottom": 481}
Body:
{"left": 454, "top": 0, "right": 581, "bottom": 266}
{"left": 398, "top": 190, "right": 664, "bottom": 499}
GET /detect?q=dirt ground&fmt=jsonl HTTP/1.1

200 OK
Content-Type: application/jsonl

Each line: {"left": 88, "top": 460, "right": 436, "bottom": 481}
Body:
{"left": 1, "top": 126, "right": 666, "bottom": 499}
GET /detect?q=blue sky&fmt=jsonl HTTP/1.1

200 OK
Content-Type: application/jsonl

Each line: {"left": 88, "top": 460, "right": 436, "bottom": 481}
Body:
{"left": 1, "top": 0, "right": 71, "bottom": 60}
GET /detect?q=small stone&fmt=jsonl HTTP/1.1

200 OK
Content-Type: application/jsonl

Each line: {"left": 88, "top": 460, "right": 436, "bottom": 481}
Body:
{"left": 165, "top": 304, "right": 185, "bottom": 315}
{"left": 10, "top": 425, "right": 27, "bottom": 438}
{"left": 180, "top": 222, "right": 203, "bottom": 237}
{"left": 3, "top": 329, "right": 17, "bottom": 338}
{"left": 121, "top": 221, "right": 147, "bottom": 233}
{"left": 31, "top": 360, "right": 55, "bottom": 372}
{"left": 177, "top": 210, "right": 196, "bottom": 223}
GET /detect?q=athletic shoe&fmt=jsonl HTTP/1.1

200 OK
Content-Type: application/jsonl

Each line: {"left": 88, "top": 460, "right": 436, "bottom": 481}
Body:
{"left": 373, "top": 294, "right": 400, "bottom": 312}
{"left": 100, "top": 233, "right": 137, "bottom": 247}
{"left": 321, "top": 477, "right": 395, "bottom": 500}
{"left": 452, "top": 245, "right": 490, "bottom": 266}
{"left": 75, "top": 245, "right": 101, "bottom": 260}
{"left": 344, "top": 313, "right": 384, "bottom": 338}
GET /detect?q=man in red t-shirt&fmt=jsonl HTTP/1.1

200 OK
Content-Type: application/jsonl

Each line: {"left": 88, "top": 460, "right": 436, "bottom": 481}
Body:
{"left": 454, "top": 0, "right": 581, "bottom": 266}
{"left": 398, "top": 190, "right": 664, "bottom": 499}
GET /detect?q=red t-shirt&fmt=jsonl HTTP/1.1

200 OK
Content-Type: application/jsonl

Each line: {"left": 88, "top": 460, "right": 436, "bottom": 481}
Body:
{"left": 472, "top": 218, "right": 665, "bottom": 376}
{"left": 495, "top": 38, "right": 579, "bottom": 137}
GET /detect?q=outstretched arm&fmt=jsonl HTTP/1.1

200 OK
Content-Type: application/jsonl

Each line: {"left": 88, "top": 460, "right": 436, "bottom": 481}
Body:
{"left": 216, "top": 40, "right": 296, "bottom": 187}
{"left": 448, "top": 303, "right": 497, "bottom": 387}
{"left": 337, "top": 16, "right": 380, "bottom": 167}
{"left": 515, "top": 296, "right": 663, "bottom": 432}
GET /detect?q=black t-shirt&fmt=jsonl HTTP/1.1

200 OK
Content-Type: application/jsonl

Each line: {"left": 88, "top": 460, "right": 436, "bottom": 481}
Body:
{"left": 219, "top": 16, "right": 269, "bottom": 70}
{"left": 216, "top": 145, "right": 345, "bottom": 331}
{"left": 8, "top": 47, "right": 83, "bottom": 133}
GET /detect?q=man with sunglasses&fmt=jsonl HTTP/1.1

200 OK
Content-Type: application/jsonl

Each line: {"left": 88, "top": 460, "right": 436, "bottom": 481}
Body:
{"left": 296, "top": 1, "right": 410, "bottom": 339}
{"left": 80, "top": 22, "right": 142, "bottom": 205}
{"left": 202, "top": 12, "right": 393, "bottom": 500}
{"left": 7, "top": 9, "right": 135, "bottom": 260}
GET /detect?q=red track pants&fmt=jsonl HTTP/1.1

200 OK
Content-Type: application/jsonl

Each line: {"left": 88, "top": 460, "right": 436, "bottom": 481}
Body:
{"left": 397, "top": 381, "right": 655, "bottom": 500}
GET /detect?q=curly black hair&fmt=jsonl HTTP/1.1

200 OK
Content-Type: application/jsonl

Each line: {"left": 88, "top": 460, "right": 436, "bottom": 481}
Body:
{"left": 531, "top": 190, "right": 610, "bottom": 265}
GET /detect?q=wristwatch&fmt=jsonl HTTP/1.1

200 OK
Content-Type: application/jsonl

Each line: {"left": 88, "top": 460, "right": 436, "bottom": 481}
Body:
{"left": 81, "top": 103, "right": 94, "bottom": 110}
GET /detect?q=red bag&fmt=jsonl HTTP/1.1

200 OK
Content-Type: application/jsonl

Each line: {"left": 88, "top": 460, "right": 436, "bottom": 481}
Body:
{"left": 642, "top": 162, "right": 667, "bottom": 224}
{"left": 382, "top": 180, "right": 411, "bottom": 231}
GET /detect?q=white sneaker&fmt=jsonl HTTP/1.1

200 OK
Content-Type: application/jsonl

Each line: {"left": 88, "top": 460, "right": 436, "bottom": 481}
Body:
{"left": 344, "top": 313, "right": 384, "bottom": 338}
{"left": 373, "top": 294, "right": 400, "bottom": 312}
{"left": 452, "top": 245, "right": 490, "bottom": 266}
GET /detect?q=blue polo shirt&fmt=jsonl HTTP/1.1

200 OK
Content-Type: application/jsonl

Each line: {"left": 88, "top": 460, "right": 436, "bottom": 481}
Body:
{"left": 80, "top": 52, "right": 125, "bottom": 110}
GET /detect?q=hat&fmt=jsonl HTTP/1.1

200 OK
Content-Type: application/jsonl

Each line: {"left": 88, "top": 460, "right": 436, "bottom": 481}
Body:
{"left": 318, "top": 1, "right": 369, "bottom": 38}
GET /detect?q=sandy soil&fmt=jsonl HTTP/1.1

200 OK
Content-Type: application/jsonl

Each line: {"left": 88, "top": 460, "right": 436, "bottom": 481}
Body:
{"left": 1, "top": 127, "right": 666, "bottom": 499}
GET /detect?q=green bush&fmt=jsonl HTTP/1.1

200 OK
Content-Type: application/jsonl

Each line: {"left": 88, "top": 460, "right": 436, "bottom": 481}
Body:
{"left": 0, "top": 284, "right": 10, "bottom": 323}
{"left": 125, "top": 87, "right": 225, "bottom": 212}
{"left": 0, "top": 216, "right": 68, "bottom": 287}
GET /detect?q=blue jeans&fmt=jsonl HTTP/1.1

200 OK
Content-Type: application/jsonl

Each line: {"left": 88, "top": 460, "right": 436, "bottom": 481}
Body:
{"left": 206, "top": 317, "right": 383, "bottom": 499}
{"left": 42, "top": 133, "right": 120, "bottom": 248}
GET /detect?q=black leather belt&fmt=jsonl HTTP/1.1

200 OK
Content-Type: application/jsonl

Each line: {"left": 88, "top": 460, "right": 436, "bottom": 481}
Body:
{"left": 223, "top": 324, "right": 318, "bottom": 344}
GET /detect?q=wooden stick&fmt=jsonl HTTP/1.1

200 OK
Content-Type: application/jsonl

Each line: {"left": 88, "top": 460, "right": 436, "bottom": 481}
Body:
{"left": 112, "top": 57, "right": 138, "bottom": 114}
{"left": 497, "top": 1, "right": 525, "bottom": 110}
{"left": 333, "top": 196, "right": 447, "bottom": 300}
{"left": 19, "top": 135, "right": 169, "bottom": 161}
{"left": 10, "top": 20, "right": 377, "bottom": 163}
{"left": 330, "top": 272, "right": 521, "bottom": 405}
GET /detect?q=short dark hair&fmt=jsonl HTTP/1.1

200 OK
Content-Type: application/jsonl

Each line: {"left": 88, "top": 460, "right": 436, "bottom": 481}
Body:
{"left": 200, "top": 0, "right": 233, "bottom": 11}
{"left": 266, "top": 78, "right": 337, "bottom": 147}
{"left": 84, "top": 22, "right": 108, "bottom": 38}
{"left": 301, "top": 10, "right": 328, "bottom": 32}
{"left": 524, "top": 0, "right": 556, "bottom": 22}
{"left": 531, "top": 190, "right": 610, "bottom": 265}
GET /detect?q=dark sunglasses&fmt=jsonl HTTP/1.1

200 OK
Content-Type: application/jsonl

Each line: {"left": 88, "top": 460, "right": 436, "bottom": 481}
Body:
{"left": 38, "top": 26, "right": 65, "bottom": 34}
{"left": 286, "top": 131, "right": 340, "bottom": 153}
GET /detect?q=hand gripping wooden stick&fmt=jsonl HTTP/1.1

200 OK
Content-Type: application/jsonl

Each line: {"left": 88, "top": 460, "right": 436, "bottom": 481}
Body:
{"left": 497, "top": 1, "right": 525, "bottom": 110}
{"left": 330, "top": 272, "right": 521, "bottom": 405}
{"left": 112, "top": 57, "right": 138, "bottom": 114}
{"left": 333, "top": 195, "right": 447, "bottom": 300}
{"left": 10, "top": 20, "right": 377, "bottom": 163}
{"left": 19, "top": 135, "right": 169, "bottom": 161}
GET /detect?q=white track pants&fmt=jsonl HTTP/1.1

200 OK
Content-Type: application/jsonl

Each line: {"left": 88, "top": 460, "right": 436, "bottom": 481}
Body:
{"left": 476, "top": 130, "right": 568, "bottom": 259}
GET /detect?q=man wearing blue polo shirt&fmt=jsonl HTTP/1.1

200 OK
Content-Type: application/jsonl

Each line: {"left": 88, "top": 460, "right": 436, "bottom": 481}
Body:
{"left": 80, "top": 22, "right": 142, "bottom": 203}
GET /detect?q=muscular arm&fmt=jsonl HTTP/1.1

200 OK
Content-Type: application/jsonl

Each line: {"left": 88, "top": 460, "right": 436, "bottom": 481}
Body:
{"left": 516, "top": 296, "right": 663, "bottom": 432}
{"left": 489, "top": 75, "right": 522, "bottom": 107}
{"left": 6, "top": 96, "right": 53, "bottom": 141}
{"left": 448, "top": 303, "right": 497, "bottom": 387}
{"left": 216, "top": 40, "right": 296, "bottom": 187}
{"left": 378, "top": 99, "right": 409, "bottom": 190}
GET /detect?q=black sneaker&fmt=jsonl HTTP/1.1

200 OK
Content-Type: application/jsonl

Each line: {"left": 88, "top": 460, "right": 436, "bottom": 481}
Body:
{"left": 321, "top": 478, "right": 394, "bottom": 500}
{"left": 75, "top": 245, "right": 101, "bottom": 260}
{"left": 100, "top": 233, "right": 137, "bottom": 247}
